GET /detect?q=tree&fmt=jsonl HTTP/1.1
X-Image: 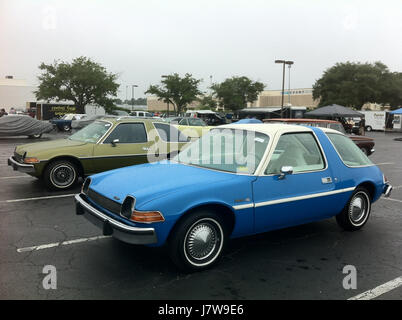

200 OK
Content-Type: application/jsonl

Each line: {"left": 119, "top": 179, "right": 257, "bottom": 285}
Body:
{"left": 35, "top": 56, "right": 119, "bottom": 114}
{"left": 211, "top": 76, "right": 265, "bottom": 111}
{"left": 197, "top": 95, "right": 217, "bottom": 110}
{"left": 313, "top": 61, "right": 402, "bottom": 109}
{"left": 145, "top": 73, "right": 202, "bottom": 115}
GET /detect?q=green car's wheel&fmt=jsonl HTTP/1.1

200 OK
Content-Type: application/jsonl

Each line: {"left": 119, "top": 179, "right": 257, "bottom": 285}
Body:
{"left": 168, "top": 210, "right": 227, "bottom": 272}
{"left": 44, "top": 159, "right": 78, "bottom": 190}
{"left": 28, "top": 133, "right": 42, "bottom": 139}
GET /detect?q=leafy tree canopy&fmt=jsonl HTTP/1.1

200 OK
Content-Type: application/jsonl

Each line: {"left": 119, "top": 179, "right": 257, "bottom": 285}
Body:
{"left": 313, "top": 61, "right": 402, "bottom": 110}
{"left": 35, "top": 56, "right": 119, "bottom": 114}
{"left": 197, "top": 95, "right": 217, "bottom": 110}
{"left": 145, "top": 73, "right": 202, "bottom": 115}
{"left": 211, "top": 76, "right": 265, "bottom": 111}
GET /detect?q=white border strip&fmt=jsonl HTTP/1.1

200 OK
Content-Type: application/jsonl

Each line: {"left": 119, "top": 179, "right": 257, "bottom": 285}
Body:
{"left": 17, "top": 236, "right": 111, "bottom": 253}
{"left": 348, "top": 276, "right": 402, "bottom": 300}
{"left": 254, "top": 187, "right": 355, "bottom": 208}
{"left": 233, "top": 187, "right": 355, "bottom": 210}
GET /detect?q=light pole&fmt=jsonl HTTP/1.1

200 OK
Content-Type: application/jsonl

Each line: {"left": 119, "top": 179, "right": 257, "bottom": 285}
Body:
{"left": 275, "top": 60, "right": 294, "bottom": 117}
{"left": 131, "top": 85, "right": 138, "bottom": 111}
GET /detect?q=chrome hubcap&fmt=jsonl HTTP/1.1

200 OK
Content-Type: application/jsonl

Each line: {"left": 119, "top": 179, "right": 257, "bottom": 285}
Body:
{"left": 186, "top": 223, "right": 217, "bottom": 260}
{"left": 52, "top": 165, "right": 75, "bottom": 187}
{"left": 349, "top": 194, "right": 368, "bottom": 224}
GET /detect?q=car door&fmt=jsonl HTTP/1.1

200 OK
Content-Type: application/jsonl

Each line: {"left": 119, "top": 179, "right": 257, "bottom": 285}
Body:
{"left": 253, "top": 131, "right": 336, "bottom": 233}
{"left": 92, "top": 122, "right": 152, "bottom": 172}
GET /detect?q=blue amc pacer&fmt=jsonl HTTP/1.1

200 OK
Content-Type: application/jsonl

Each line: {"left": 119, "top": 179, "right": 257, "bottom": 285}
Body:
{"left": 75, "top": 124, "right": 392, "bottom": 271}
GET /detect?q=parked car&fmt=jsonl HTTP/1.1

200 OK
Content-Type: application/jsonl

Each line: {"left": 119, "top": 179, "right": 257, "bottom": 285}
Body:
{"left": 8, "top": 118, "right": 190, "bottom": 190}
{"left": 263, "top": 118, "right": 375, "bottom": 155}
{"left": 165, "top": 117, "right": 212, "bottom": 140}
{"left": 130, "top": 110, "right": 153, "bottom": 118}
{"left": 71, "top": 114, "right": 107, "bottom": 131}
{"left": 75, "top": 123, "right": 392, "bottom": 271}
{"left": 50, "top": 113, "right": 87, "bottom": 132}
{"left": 0, "top": 115, "right": 53, "bottom": 138}
{"left": 185, "top": 110, "right": 227, "bottom": 126}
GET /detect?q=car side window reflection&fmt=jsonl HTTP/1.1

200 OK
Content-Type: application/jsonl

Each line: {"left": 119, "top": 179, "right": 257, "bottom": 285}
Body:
{"left": 265, "top": 132, "right": 325, "bottom": 175}
{"left": 103, "top": 123, "right": 147, "bottom": 144}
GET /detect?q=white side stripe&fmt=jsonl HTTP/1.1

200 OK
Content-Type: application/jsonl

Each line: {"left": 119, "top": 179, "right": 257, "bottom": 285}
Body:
{"left": 348, "top": 276, "right": 402, "bottom": 300}
{"left": 233, "top": 187, "right": 355, "bottom": 210}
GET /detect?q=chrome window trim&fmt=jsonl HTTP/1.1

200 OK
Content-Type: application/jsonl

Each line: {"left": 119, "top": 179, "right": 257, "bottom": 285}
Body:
{"left": 100, "top": 121, "right": 149, "bottom": 145}
{"left": 325, "top": 132, "right": 375, "bottom": 169}
{"left": 259, "top": 130, "right": 328, "bottom": 177}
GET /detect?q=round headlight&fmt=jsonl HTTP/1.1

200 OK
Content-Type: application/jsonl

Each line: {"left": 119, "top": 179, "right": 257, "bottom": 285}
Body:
{"left": 120, "top": 196, "right": 135, "bottom": 219}
{"left": 81, "top": 177, "right": 91, "bottom": 194}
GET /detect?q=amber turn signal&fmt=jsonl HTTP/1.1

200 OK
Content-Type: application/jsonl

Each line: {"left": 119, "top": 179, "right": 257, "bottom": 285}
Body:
{"left": 130, "top": 210, "right": 165, "bottom": 223}
{"left": 24, "top": 157, "right": 39, "bottom": 164}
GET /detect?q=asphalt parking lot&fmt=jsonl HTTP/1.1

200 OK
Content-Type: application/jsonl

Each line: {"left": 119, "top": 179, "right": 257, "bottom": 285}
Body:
{"left": 0, "top": 130, "right": 401, "bottom": 300}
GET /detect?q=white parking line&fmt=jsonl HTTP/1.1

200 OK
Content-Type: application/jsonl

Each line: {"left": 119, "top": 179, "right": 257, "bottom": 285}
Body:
{"left": 17, "top": 235, "right": 111, "bottom": 253}
{"left": 1, "top": 194, "right": 75, "bottom": 203}
{"left": 348, "top": 276, "right": 402, "bottom": 300}
{"left": 0, "top": 176, "right": 32, "bottom": 180}
{"left": 383, "top": 197, "right": 402, "bottom": 204}
{"left": 375, "top": 162, "right": 395, "bottom": 166}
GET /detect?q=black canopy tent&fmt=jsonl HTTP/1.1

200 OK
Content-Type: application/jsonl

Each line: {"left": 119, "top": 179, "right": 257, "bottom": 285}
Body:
{"left": 305, "top": 104, "right": 364, "bottom": 119}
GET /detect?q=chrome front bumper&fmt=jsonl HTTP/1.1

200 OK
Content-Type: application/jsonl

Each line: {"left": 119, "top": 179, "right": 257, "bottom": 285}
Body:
{"left": 7, "top": 156, "right": 35, "bottom": 173}
{"left": 75, "top": 194, "right": 157, "bottom": 245}
{"left": 383, "top": 184, "right": 393, "bottom": 197}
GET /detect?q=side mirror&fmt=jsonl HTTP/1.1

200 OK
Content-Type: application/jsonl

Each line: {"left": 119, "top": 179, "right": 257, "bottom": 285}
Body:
{"left": 278, "top": 166, "right": 293, "bottom": 180}
{"left": 111, "top": 139, "right": 119, "bottom": 147}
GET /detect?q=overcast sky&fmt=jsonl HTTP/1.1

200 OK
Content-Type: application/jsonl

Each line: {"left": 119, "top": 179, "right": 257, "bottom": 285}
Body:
{"left": 1, "top": 0, "right": 402, "bottom": 99}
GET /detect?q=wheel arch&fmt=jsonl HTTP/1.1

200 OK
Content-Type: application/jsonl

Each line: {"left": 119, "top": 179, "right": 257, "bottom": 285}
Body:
{"left": 356, "top": 181, "right": 376, "bottom": 201}
{"left": 42, "top": 155, "right": 84, "bottom": 178}
{"left": 168, "top": 202, "right": 236, "bottom": 240}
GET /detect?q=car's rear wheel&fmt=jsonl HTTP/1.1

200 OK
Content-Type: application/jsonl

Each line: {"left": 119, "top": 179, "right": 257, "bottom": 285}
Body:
{"left": 63, "top": 125, "right": 71, "bottom": 132}
{"left": 168, "top": 210, "right": 227, "bottom": 272}
{"left": 360, "top": 147, "right": 368, "bottom": 155}
{"left": 44, "top": 159, "right": 78, "bottom": 190}
{"left": 28, "top": 133, "right": 42, "bottom": 139}
{"left": 365, "top": 126, "right": 372, "bottom": 132}
{"left": 336, "top": 187, "right": 371, "bottom": 231}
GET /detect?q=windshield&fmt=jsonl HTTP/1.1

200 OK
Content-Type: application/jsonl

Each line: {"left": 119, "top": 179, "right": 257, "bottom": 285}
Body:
{"left": 174, "top": 128, "right": 269, "bottom": 174}
{"left": 69, "top": 121, "right": 112, "bottom": 143}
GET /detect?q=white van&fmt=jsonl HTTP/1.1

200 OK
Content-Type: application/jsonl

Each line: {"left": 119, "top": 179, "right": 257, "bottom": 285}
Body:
{"left": 361, "top": 111, "right": 385, "bottom": 131}
{"left": 130, "top": 111, "right": 153, "bottom": 118}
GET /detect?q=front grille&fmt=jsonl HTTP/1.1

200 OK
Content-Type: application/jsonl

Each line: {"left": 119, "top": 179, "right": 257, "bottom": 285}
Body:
{"left": 87, "top": 188, "right": 121, "bottom": 215}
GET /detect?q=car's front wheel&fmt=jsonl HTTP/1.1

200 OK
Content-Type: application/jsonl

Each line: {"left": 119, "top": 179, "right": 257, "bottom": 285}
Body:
{"left": 43, "top": 159, "right": 78, "bottom": 190}
{"left": 168, "top": 210, "right": 227, "bottom": 272}
{"left": 336, "top": 187, "right": 371, "bottom": 231}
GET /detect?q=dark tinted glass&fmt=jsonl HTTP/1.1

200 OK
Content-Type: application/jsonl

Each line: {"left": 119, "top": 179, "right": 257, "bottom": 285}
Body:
{"left": 104, "top": 123, "right": 147, "bottom": 143}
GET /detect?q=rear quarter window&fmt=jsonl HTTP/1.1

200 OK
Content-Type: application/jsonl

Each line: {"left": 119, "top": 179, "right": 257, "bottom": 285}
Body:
{"left": 326, "top": 133, "right": 373, "bottom": 167}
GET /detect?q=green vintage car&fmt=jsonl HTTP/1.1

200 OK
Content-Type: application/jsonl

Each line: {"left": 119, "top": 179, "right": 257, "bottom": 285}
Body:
{"left": 8, "top": 117, "right": 190, "bottom": 190}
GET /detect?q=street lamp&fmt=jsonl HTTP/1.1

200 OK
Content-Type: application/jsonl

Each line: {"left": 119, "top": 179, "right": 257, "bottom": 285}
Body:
{"left": 131, "top": 85, "right": 138, "bottom": 111}
{"left": 275, "top": 60, "right": 294, "bottom": 117}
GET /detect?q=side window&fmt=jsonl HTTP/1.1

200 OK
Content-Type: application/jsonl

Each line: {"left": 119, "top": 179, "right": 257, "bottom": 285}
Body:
{"left": 326, "top": 133, "right": 372, "bottom": 167}
{"left": 266, "top": 132, "right": 325, "bottom": 174}
{"left": 104, "top": 123, "right": 147, "bottom": 143}
{"left": 153, "top": 123, "right": 189, "bottom": 142}
{"left": 179, "top": 119, "right": 188, "bottom": 125}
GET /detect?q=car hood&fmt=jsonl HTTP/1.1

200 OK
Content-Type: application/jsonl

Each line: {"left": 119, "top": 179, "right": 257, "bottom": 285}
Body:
{"left": 347, "top": 135, "right": 374, "bottom": 142}
{"left": 16, "top": 139, "right": 88, "bottom": 156}
{"left": 89, "top": 161, "right": 238, "bottom": 207}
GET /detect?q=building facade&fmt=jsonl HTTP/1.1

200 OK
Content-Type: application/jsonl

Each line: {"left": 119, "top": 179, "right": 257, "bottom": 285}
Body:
{"left": 0, "top": 77, "right": 37, "bottom": 112}
{"left": 249, "top": 88, "right": 319, "bottom": 109}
